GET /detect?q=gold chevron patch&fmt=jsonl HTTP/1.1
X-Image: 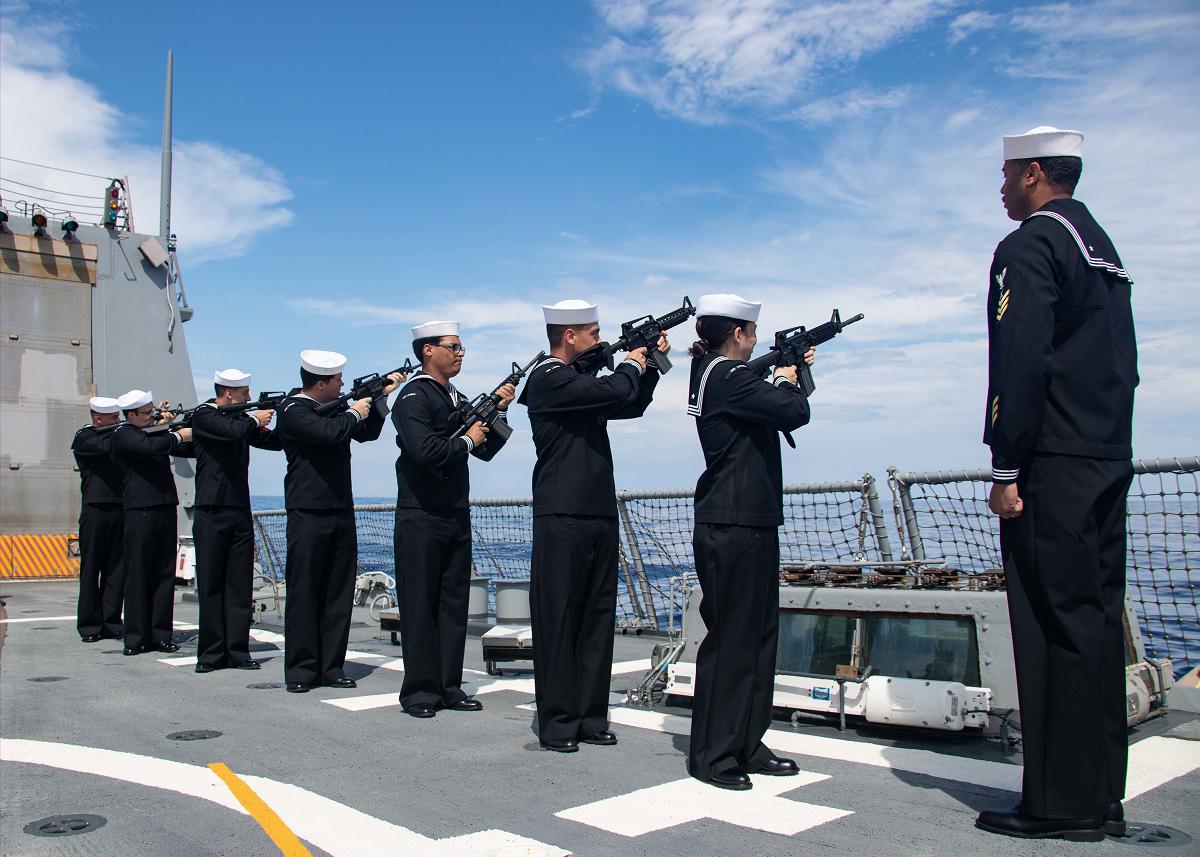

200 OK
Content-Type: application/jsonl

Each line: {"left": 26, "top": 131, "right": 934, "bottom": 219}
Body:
{"left": 991, "top": 396, "right": 1000, "bottom": 426}
{"left": 996, "top": 290, "right": 1010, "bottom": 321}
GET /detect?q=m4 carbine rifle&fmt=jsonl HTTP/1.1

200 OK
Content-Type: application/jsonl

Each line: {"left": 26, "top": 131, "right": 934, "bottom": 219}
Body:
{"left": 314, "top": 359, "right": 415, "bottom": 416}
{"left": 570, "top": 296, "right": 696, "bottom": 375}
{"left": 449, "top": 351, "right": 546, "bottom": 442}
{"left": 745, "top": 309, "right": 864, "bottom": 396}
{"left": 218, "top": 389, "right": 298, "bottom": 416}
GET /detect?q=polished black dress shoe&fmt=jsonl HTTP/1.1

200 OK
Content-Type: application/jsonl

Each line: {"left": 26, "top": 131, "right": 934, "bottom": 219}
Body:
{"left": 285, "top": 683, "right": 310, "bottom": 693}
{"left": 1105, "top": 800, "right": 1125, "bottom": 837}
{"left": 122, "top": 646, "right": 142, "bottom": 656}
{"left": 752, "top": 756, "right": 799, "bottom": 776}
{"left": 540, "top": 738, "right": 579, "bottom": 753}
{"left": 80, "top": 634, "right": 102, "bottom": 643}
{"left": 101, "top": 630, "right": 125, "bottom": 640}
{"left": 580, "top": 730, "right": 618, "bottom": 746}
{"left": 155, "top": 641, "right": 180, "bottom": 653}
{"left": 325, "top": 677, "right": 357, "bottom": 689}
{"left": 698, "top": 770, "right": 752, "bottom": 791}
{"left": 194, "top": 663, "right": 217, "bottom": 674}
{"left": 405, "top": 703, "right": 437, "bottom": 718}
{"left": 233, "top": 660, "right": 261, "bottom": 671}
{"left": 975, "top": 809, "right": 1104, "bottom": 841}
{"left": 448, "top": 698, "right": 482, "bottom": 712}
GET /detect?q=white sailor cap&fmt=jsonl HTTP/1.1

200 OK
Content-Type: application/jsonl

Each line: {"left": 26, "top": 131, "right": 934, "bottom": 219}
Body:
{"left": 696, "top": 293, "right": 761, "bottom": 323}
{"left": 214, "top": 368, "right": 251, "bottom": 387}
{"left": 410, "top": 320, "right": 460, "bottom": 341}
{"left": 89, "top": 396, "right": 121, "bottom": 414}
{"left": 117, "top": 389, "right": 153, "bottom": 410}
{"left": 1003, "top": 126, "right": 1083, "bottom": 161}
{"left": 299, "top": 349, "right": 347, "bottom": 376}
{"left": 543, "top": 299, "right": 599, "bottom": 325}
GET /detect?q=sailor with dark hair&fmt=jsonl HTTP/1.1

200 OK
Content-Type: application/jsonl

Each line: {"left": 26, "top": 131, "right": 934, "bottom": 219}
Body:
{"left": 110, "top": 389, "right": 195, "bottom": 656}
{"left": 190, "top": 368, "right": 283, "bottom": 674}
{"left": 520, "top": 299, "right": 667, "bottom": 752}
{"left": 276, "top": 350, "right": 406, "bottom": 694}
{"left": 72, "top": 396, "right": 126, "bottom": 643}
{"left": 685, "top": 293, "right": 813, "bottom": 791}
{"left": 392, "top": 321, "right": 515, "bottom": 718}
{"left": 976, "top": 127, "right": 1138, "bottom": 841}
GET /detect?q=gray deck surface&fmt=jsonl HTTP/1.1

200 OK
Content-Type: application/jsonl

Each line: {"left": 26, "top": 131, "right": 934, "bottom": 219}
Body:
{"left": 2, "top": 580, "right": 1196, "bottom": 856}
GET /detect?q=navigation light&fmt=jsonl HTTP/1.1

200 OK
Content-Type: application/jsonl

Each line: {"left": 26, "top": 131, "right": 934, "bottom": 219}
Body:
{"left": 31, "top": 211, "right": 49, "bottom": 237}
{"left": 62, "top": 215, "right": 79, "bottom": 237}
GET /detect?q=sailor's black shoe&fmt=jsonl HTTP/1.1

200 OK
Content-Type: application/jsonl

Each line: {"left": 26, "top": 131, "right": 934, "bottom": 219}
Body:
{"left": 1105, "top": 800, "right": 1126, "bottom": 837}
{"left": 975, "top": 809, "right": 1104, "bottom": 841}
{"left": 233, "top": 660, "right": 261, "bottom": 671}
{"left": 122, "top": 646, "right": 142, "bottom": 656}
{"left": 155, "top": 641, "right": 180, "bottom": 653}
{"left": 285, "top": 682, "right": 310, "bottom": 693}
{"left": 698, "top": 770, "right": 752, "bottom": 791}
{"left": 80, "top": 634, "right": 102, "bottom": 643}
{"left": 751, "top": 756, "right": 799, "bottom": 776}
{"left": 194, "top": 663, "right": 216, "bottom": 674}
{"left": 448, "top": 698, "right": 482, "bottom": 712}
{"left": 580, "top": 730, "right": 618, "bottom": 746}
{"left": 405, "top": 703, "right": 437, "bottom": 718}
{"left": 325, "top": 677, "right": 357, "bottom": 689}
{"left": 540, "top": 738, "right": 579, "bottom": 753}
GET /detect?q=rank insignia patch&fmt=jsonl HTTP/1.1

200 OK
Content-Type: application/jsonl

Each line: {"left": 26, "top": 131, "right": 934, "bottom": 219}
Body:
{"left": 991, "top": 395, "right": 1000, "bottom": 426}
{"left": 995, "top": 268, "right": 1010, "bottom": 322}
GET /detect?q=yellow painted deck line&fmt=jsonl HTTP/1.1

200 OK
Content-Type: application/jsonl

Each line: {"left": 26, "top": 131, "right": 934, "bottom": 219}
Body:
{"left": 209, "top": 762, "right": 313, "bottom": 857}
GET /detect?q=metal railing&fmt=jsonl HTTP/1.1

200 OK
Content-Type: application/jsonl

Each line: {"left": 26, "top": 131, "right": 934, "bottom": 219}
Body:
{"left": 250, "top": 457, "right": 1199, "bottom": 676}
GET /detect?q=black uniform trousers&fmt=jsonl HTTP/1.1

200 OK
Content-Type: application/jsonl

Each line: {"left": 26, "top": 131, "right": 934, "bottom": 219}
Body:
{"left": 77, "top": 503, "right": 125, "bottom": 638}
{"left": 395, "top": 508, "right": 472, "bottom": 709}
{"left": 530, "top": 514, "right": 619, "bottom": 743}
{"left": 689, "top": 522, "right": 780, "bottom": 779}
{"left": 284, "top": 508, "right": 357, "bottom": 687}
{"left": 194, "top": 506, "right": 256, "bottom": 668}
{"left": 1001, "top": 453, "right": 1132, "bottom": 819}
{"left": 123, "top": 506, "right": 178, "bottom": 651}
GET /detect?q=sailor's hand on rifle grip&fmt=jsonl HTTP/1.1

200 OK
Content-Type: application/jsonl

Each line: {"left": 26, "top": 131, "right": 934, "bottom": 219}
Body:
{"left": 383, "top": 371, "right": 406, "bottom": 394}
{"left": 624, "top": 348, "right": 649, "bottom": 372}
{"left": 255, "top": 409, "right": 274, "bottom": 427}
{"left": 465, "top": 422, "right": 489, "bottom": 447}
{"left": 773, "top": 365, "right": 799, "bottom": 385}
{"left": 349, "top": 398, "right": 371, "bottom": 418}
{"left": 495, "top": 383, "right": 516, "bottom": 411}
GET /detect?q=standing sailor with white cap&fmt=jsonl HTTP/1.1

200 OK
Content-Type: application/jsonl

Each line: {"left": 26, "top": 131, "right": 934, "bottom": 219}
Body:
{"left": 71, "top": 396, "right": 126, "bottom": 643}
{"left": 684, "top": 294, "right": 813, "bottom": 791}
{"left": 110, "top": 389, "right": 195, "bottom": 656}
{"left": 276, "top": 351, "right": 406, "bottom": 693}
{"left": 519, "top": 299, "right": 666, "bottom": 752}
{"left": 190, "top": 369, "right": 284, "bottom": 673}
{"left": 976, "top": 127, "right": 1137, "bottom": 841}
{"left": 392, "top": 321, "right": 515, "bottom": 718}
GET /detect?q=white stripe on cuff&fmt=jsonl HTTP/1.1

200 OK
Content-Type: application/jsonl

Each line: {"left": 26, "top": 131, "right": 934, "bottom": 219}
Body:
{"left": 462, "top": 435, "right": 475, "bottom": 453}
{"left": 992, "top": 467, "right": 1020, "bottom": 482}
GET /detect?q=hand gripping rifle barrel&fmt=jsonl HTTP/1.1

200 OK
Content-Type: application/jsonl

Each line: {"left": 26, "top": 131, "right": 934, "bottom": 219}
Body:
{"left": 745, "top": 309, "right": 864, "bottom": 396}
{"left": 571, "top": 296, "right": 696, "bottom": 375}
{"left": 450, "top": 351, "right": 546, "bottom": 441}
{"left": 314, "top": 359, "right": 416, "bottom": 416}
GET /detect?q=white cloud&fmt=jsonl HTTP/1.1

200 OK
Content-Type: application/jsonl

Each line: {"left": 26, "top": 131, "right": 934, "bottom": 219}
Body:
{"left": 642, "top": 273, "right": 672, "bottom": 288}
{"left": 583, "top": 0, "right": 958, "bottom": 123}
{"left": 790, "top": 86, "right": 913, "bottom": 124}
{"left": 0, "top": 4, "right": 292, "bottom": 263}
{"left": 288, "top": 296, "right": 542, "bottom": 331}
{"left": 559, "top": 230, "right": 584, "bottom": 240}
{"left": 947, "top": 10, "right": 1001, "bottom": 44}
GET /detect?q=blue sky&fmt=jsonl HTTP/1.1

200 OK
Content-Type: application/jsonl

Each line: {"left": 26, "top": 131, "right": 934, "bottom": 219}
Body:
{"left": 3, "top": 0, "right": 1197, "bottom": 499}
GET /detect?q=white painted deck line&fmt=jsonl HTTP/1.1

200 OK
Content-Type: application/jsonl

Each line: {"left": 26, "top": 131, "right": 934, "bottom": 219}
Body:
{"left": 611, "top": 658, "right": 652, "bottom": 675}
{"left": 557, "top": 771, "right": 851, "bottom": 837}
{"left": 0, "top": 614, "right": 76, "bottom": 623}
{"left": 0, "top": 738, "right": 569, "bottom": 857}
{"left": 1125, "top": 735, "right": 1200, "bottom": 799}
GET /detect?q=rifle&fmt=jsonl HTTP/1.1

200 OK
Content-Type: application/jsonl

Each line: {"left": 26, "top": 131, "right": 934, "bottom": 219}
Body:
{"left": 449, "top": 351, "right": 545, "bottom": 442}
{"left": 745, "top": 309, "right": 864, "bottom": 396}
{"left": 217, "top": 388, "right": 298, "bottom": 415}
{"left": 570, "top": 296, "right": 695, "bottom": 375}
{"left": 147, "top": 402, "right": 200, "bottom": 432}
{"left": 314, "top": 359, "right": 415, "bottom": 416}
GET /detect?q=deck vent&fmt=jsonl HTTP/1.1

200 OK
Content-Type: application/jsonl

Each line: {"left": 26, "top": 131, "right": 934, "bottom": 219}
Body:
{"left": 167, "top": 729, "right": 222, "bottom": 741}
{"left": 28, "top": 675, "right": 68, "bottom": 682}
{"left": 24, "top": 815, "right": 107, "bottom": 837}
{"left": 1115, "top": 822, "right": 1192, "bottom": 847}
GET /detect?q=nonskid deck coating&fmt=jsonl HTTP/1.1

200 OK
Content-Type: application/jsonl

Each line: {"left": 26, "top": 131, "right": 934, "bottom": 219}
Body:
{"left": 2, "top": 580, "right": 1197, "bottom": 857}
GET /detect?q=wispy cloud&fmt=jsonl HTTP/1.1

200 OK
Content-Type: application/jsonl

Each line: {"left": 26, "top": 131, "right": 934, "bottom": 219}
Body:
{"left": 582, "top": 0, "right": 958, "bottom": 124}
{"left": 789, "top": 86, "right": 913, "bottom": 124}
{"left": 288, "top": 297, "right": 542, "bottom": 331}
{"left": 0, "top": 2, "right": 292, "bottom": 262}
{"left": 947, "top": 10, "right": 1000, "bottom": 44}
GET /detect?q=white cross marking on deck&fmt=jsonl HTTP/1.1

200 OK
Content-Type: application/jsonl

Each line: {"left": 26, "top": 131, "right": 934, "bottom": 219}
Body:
{"left": 556, "top": 772, "right": 851, "bottom": 837}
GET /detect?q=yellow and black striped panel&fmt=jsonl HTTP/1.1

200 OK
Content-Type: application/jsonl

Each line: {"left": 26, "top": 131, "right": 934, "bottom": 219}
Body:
{"left": 0, "top": 534, "right": 81, "bottom": 579}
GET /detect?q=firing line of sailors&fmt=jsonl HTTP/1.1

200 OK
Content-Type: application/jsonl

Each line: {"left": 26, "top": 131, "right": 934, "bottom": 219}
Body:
{"left": 70, "top": 127, "right": 1138, "bottom": 841}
